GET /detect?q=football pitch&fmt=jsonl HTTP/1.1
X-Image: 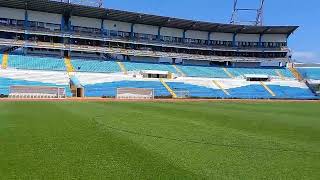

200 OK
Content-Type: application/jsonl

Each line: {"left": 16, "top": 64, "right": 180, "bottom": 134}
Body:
{"left": 0, "top": 101, "right": 319, "bottom": 179}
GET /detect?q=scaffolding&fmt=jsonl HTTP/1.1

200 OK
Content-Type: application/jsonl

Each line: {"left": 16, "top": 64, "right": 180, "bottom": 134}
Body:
{"left": 230, "top": 0, "right": 265, "bottom": 26}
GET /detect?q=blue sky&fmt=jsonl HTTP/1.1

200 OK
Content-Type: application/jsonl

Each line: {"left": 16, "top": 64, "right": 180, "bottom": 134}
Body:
{"left": 103, "top": 0, "right": 320, "bottom": 63}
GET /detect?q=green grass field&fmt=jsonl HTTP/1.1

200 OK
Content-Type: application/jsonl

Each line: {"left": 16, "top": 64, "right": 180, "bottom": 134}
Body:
{"left": 0, "top": 101, "right": 319, "bottom": 179}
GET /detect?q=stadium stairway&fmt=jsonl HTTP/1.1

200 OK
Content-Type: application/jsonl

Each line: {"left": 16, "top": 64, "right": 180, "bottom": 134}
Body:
{"left": 222, "top": 68, "right": 234, "bottom": 78}
{"left": 212, "top": 79, "right": 230, "bottom": 96}
{"left": 275, "top": 69, "right": 285, "bottom": 80}
{"left": 159, "top": 78, "right": 177, "bottom": 98}
{"left": 1, "top": 53, "right": 8, "bottom": 69}
{"left": 117, "top": 62, "right": 127, "bottom": 75}
{"left": 172, "top": 65, "right": 186, "bottom": 77}
{"left": 289, "top": 66, "right": 303, "bottom": 81}
{"left": 260, "top": 81, "right": 276, "bottom": 97}
{"left": 64, "top": 57, "right": 75, "bottom": 74}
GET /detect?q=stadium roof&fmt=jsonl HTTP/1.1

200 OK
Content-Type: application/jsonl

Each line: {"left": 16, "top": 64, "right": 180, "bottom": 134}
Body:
{"left": 0, "top": 0, "right": 298, "bottom": 35}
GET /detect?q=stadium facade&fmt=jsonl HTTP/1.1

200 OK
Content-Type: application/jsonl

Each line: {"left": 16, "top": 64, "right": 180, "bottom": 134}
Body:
{"left": 0, "top": 0, "right": 319, "bottom": 99}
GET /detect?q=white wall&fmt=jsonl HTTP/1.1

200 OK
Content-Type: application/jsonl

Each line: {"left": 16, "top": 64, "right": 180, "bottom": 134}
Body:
{"left": 160, "top": 27, "right": 183, "bottom": 38}
{"left": 236, "top": 34, "right": 260, "bottom": 42}
{"left": 70, "top": 16, "right": 101, "bottom": 28}
{"left": 28, "top": 10, "right": 61, "bottom": 24}
{"left": 0, "top": 7, "right": 25, "bottom": 20}
{"left": 134, "top": 24, "right": 158, "bottom": 35}
{"left": 262, "top": 34, "right": 287, "bottom": 42}
{"left": 210, "top": 32, "right": 233, "bottom": 41}
{"left": 185, "top": 30, "right": 208, "bottom": 40}
{"left": 104, "top": 20, "right": 131, "bottom": 32}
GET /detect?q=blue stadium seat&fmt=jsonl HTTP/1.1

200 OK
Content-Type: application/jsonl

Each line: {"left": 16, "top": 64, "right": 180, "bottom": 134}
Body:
{"left": 0, "top": 54, "right": 3, "bottom": 65}
{"left": 123, "top": 61, "right": 178, "bottom": 73}
{"left": 297, "top": 68, "right": 320, "bottom": 80}
{"left": 268, "top": 85, "right": 316, "bottom": 99}
{"left": 8, "top": 55, "right": 66, "bottom": 71}
{"left": 227, "top": 85, "right": 272, "bottom": 99}
{"left": 71, "top": 59, "right": 121, "bottom": 73}
{"left": 178, "top": 65, "right": 229, "bottom": 78}
{"left": 227, "top": 67, "right": 294, "bottom": 78}
{"left": 166, "top": 82, "right": 228, "bottom": 98}
{"left": 84, "top": 81, "right": 170, "bottom": 97}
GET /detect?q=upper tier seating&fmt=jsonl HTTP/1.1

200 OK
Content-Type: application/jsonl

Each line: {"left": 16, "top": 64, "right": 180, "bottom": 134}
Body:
{"left": 5, "top": 55, "right": 296, "bottom": 80}
{"left": 297, "top": 68, "right": 320, "bottom": 80}
{"left": 123, "top": 62, "right": 178, "bottom": 73}
{"left": 8, "top": 55, "right": 66, "bottom": 71}
{"left": 0, "top": 54, "right": 3, "bottom": 65}
{"left": 178, "top": 65, "right": 229, "bottom": 78}
{"left": 71, "top": 59, "right": 121, "bottom": 73}
{"left": 228, "top": 67, "right": 293, "bottom": 78}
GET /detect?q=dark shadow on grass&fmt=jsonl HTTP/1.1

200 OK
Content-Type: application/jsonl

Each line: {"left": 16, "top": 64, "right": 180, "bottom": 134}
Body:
{"left": 92, "top": 115, "right": 320, "bottom": 155}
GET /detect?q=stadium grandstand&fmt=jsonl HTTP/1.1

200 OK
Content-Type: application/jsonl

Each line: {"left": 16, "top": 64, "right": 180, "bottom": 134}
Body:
{"left": 0, "top": 0, "right": 319, "bottom": 99}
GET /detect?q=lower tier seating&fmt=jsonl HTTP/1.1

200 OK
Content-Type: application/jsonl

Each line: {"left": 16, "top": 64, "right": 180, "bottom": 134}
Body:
{"left": 84, "top": 81, "right": 171, "bottom": 97}
{"left": 0, "top": 69, "right": 71, "bottom": 96}
{"left": 81, "top": 77, "right": 317, "bottom": 99}
{"left": 297, "top": 68, "right": 320, "bottom": 80}
{"left": 0, "top": 77, "right": 71, "bottom": 96}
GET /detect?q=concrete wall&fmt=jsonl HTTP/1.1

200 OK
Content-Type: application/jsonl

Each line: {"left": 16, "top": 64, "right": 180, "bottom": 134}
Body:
{"left": 262, "top": 34, "right": 287, "bottom": 42}
{"left": 185, "top": 30, "right": 208, "bottom": 40}
{"left": 159, "top": 57, "right": 173, "bottom": 64}
{"left": 210, "top": 32, "right": 233, "bottom": 41}
{"left": 183, "top": 59, "right": 210, "bottom": 66}
{"left": 231, "top": 62, "right": 261, "bottom": 68}
{"left": 260, "top": 61, "right": 282, "bottom": 67}
{"left": 130, "top": 56, "right": 159, "bottom": 63}
{"left": 28, "top": 10, "right": 61, "bottom": 24}
{"left": 134, "top": 24, "right": 158, "bottom": 35}
{"left": 236, "top": 34, "right": 260, "bottom": 42}
{"left": 104, "top": 20, "right": 131, "bottom": 32}
{"left": 70, "top": 16, "right": 101, "bottom": 28}
{"left": 160, "top": 27, "right": 183, "bottom": 38}
{"left": 0, "top": 7, "right": 25, "bottom": 20}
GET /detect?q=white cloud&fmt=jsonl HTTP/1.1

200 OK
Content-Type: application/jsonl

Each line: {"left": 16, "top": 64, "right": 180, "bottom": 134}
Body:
{"left": 292, "top": 51, "right": 320, "bottom": 63}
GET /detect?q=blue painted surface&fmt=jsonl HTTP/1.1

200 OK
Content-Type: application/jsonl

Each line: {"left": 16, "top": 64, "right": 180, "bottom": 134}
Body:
{"left": 84, "top": 81, "right": 170, "bottom": 97}
{"left": 71, "top": 59, "right": 121, "bottom": 73}
{"left": 9, "top": 55, "right": 66, "bottom": 71}
{"left": 179, "top": 65, "right": 229, "bottom": 78}
{"left": 0, "top": 54, "right": 3, "bottom": 65}
{"left": 268, "top": 85, "right": 316, "bottom": 99}
{"left": 297, "top": 68, "right": 320, "bottom": 80}
{"left": 228, "top": 85, "right": 272, "bottom": 99}
{"left": 228, "top": 67, "right": 293, "bottom": 78}
{"left": 167, "top": 82, "right": 228, "bottom": 98}
{"left": 0, "top": 77, "right": 71, "bottom": 96}
{"left": 83, "top": 80, "right": 317, "bottom": 99}
{"left": 124, "top": 62, "right": 178, "bottom": 73}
